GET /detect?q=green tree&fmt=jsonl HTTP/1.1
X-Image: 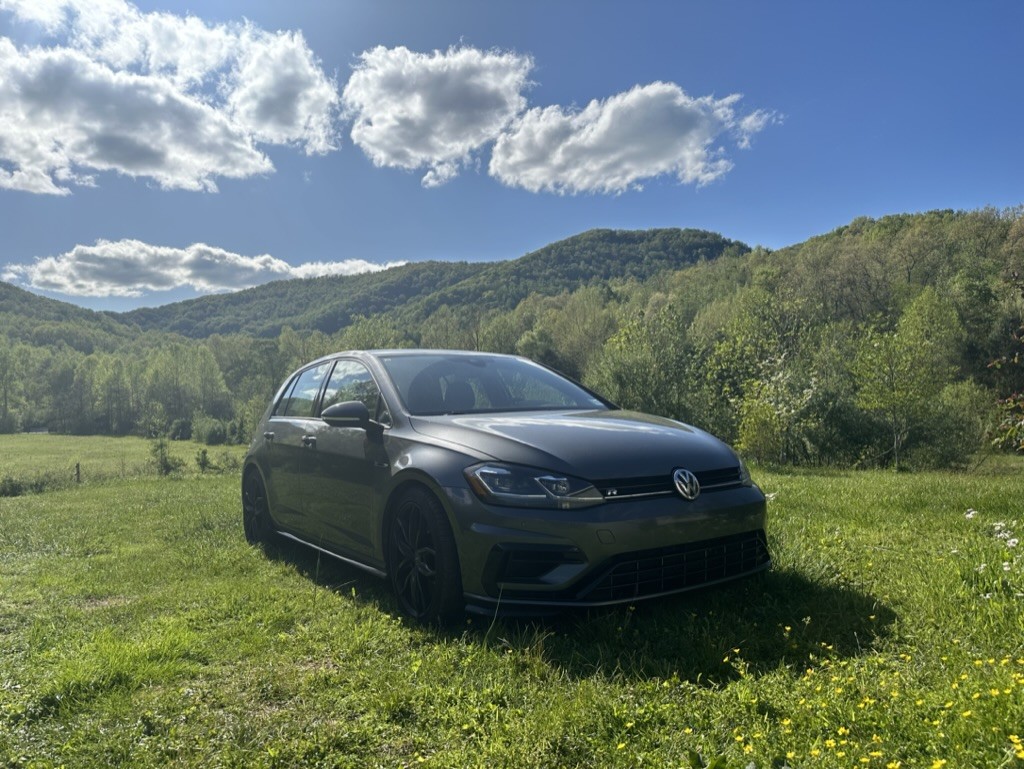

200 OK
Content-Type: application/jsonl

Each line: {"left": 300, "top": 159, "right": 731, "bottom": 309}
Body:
{"left": 0, "top": 343, "right": 20, "bottom": 432}
{"left": 335, "top": 314, "right": 413, "bottom": 351}
{"left": 277, "top": 326, "right": 333, "bottom": 377}
{"left": 96, "top": 356, "right": 137, "bottom": 435}
{"left": 989, "top": 272, "right": 1024, "bottom": 453}
{"left": 145, "top": 344, "right": 232, "bottom": 435}
{"left": 538, "top": 286, "right": 617, "bottom": 379}
{"left": 44, "top": 349, "right": 83, "bottom": 433}
{"left": 736, "top": 357, "right": 818, "bottom": 465}
{"left": 588, "top": 305, "right": 691, "bottom": 421}
{"left": 419, "top": 305, "right": 481, "bottom": 350}
{"left": 852, "top": 288, "right": 964, "bottom": 469}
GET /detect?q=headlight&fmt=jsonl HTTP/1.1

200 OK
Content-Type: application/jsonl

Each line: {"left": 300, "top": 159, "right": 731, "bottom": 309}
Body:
{"left": 465, "top": 463, "right": 604, "bottom": 510}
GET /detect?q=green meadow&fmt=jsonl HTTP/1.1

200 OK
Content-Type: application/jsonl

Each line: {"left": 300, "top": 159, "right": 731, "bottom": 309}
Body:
{"left": 1, "top": 435, "right": 1022, "bottom": 768}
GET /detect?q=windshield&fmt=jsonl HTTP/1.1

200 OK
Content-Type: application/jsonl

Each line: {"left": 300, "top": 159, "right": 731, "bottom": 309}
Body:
{"left": 376, "top": 354, "right": 610, "bottom": 416}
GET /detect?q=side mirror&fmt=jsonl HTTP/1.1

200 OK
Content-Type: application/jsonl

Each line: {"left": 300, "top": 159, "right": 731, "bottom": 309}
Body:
{"left": 321, "top": 400, "right": 370, "bottom": 429}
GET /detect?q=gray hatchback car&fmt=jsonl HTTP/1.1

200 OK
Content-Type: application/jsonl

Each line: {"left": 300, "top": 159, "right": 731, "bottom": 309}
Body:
{"left": 242, "top": 349, "right": 769, "bottom": 622}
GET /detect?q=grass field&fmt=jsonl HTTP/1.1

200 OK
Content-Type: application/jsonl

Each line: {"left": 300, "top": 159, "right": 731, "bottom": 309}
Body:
{"left": 1, "top": 435, "right": 1023, "bottom": 768}
{"left": 0, "top": 434, "right": 246, "bottom": 494}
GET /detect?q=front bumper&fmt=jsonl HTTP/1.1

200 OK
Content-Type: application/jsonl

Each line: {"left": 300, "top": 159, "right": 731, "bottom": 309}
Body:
{"left": 442, "top": 484, "right": 770, "bottom": 613}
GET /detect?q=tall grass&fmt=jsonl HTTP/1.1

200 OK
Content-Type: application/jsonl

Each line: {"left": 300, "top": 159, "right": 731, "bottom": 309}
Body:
{"left": 1, "top": 436, "right": 1022, "bottom": 767}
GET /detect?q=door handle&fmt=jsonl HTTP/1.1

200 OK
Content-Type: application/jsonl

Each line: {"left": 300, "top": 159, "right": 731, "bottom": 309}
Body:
{"left": 302, "top": 435, "right": 317, "bottom": 448}
{"left": 263, "top": 431, "right": 275, "bottom": 441}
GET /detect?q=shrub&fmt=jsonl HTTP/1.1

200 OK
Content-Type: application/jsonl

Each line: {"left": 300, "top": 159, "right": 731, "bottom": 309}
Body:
{"left": 736, "top": 396, "right": 784, "bottom": 464}
{"left": 195, "top": 448, "right": 213, "bottom": 474}
{"left": 192, "top": 414, "right": 227, "bottom": 446}
{"left": 910, "top": 381, "right": 997, "bottom": 469}
{"left": 150, "top": 438, "right": 185, "bottom": 476}
{"left": 167, "top": 419, "right": 192, "bottom": 441}
{"left": 216, "top": 450, "right": 241, "bottom": 473}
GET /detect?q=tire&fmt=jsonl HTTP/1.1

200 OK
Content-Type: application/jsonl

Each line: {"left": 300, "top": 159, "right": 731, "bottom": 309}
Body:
{"left": 242, "top": 470, "right": 274, "bottom": 546}
{"left": 386, "top": 487, "right": 463, "bottom": 624}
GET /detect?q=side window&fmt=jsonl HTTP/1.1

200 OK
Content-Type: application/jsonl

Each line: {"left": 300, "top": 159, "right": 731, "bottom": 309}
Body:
{"left": 275, "top": 363, "right": 331, "bottom": 418}
{"left": 322, "top": 360, "right": 389, "bottom": 423}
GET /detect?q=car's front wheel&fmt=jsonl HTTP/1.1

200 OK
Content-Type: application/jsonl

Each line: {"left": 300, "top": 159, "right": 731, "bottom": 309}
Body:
{"left": 242, "top": 469, "right": 274, "bottom": 546}
{"left": 386, "top": 487, "right": 463, "bottom": 624}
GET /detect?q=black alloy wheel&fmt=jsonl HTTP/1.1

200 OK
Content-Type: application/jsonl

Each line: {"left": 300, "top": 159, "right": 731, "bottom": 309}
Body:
{"left": 242, "top": 470, "right": 273, "bottom": 546}
{"left": 387, "top": 487, "right": 462, "bottom": 623}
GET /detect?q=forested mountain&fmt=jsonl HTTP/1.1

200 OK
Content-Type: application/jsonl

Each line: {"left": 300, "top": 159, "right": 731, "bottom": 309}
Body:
{"left": 119, "top": 228, "right": 747, "bottom": 338}
{"left": 2, "top": 210, "right": 1023, "bottom": 467}
{"left": 0, "top": 280, "right": 138, "bottom": 354}
{"left": 120, "top": 260, "right": 486, "bottom": 338}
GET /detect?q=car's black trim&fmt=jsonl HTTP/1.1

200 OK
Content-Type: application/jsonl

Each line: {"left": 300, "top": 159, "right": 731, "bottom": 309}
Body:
{"left": 466, "top": 530, "right": 770, "bottom": 613}
{"left": 483, "top": 542, "right": 588, "bottom": 587}
{"left": 276, "top": 531, "right": 387, "bottom": 579}
{"left": 580, "top": 530, "right": 770, "bottom": 603}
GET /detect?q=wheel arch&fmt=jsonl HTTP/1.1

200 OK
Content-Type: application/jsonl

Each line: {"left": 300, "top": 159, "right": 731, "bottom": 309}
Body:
{"left": 380, "top": 470, "right": 455, "bottom": 550}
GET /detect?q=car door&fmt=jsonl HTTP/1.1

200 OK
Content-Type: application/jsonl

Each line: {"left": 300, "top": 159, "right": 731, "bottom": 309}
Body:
{"left": 301, "top": 359, "right": 391, "bottom": 560}
{"left": 264, "top": 361, "right": 332, "bottom": 536}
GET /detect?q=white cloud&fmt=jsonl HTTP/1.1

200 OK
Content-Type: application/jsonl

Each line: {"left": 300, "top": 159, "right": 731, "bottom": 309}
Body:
{"left": 2, "top": 239, "right": 404, "bottom": 297}
{"left": 227, "top": 28, "right": 339, "bottom": 154}
{"left": 1, "top": 3, "right": 777, "bottom": 199}
{"left": 736, "top": 108, "right": 782, "bottom": 149}
{"left": 343, "top": 45, "right": 532, "bottom": 187}
{"left": 0, "top": 0, "right": 340, "bottom": 194}
{"left": 0, "top": 40, "right": 272, "bottom": 194}
{"left": 489, "top": 82, "right": 774, "bottom": 194}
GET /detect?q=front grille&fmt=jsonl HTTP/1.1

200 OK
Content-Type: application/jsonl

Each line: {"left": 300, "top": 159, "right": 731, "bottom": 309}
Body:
{"left": 596, "top": 476, "right": 672, "bottom": 499}
{"left": 581, "top": 530, "right": 770, "bottom": 603}
{"left": 696, "top": 467, "right": 744, "bottom": 489}
{"left": 596, "top": 466, "right": 744, "bottom": 500}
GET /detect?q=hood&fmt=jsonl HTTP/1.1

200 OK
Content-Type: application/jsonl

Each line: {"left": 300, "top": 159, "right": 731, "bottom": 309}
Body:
{"left": 408, "top": 409, "right": 740, "bottom": 480}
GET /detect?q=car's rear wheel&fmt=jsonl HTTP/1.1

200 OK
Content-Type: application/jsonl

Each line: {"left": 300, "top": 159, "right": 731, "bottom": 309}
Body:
{"left": 242, "top": 470, "right": 274, "bottom": 546}
{"left": 386, "top": 487, "right": 463, "bottom": 624}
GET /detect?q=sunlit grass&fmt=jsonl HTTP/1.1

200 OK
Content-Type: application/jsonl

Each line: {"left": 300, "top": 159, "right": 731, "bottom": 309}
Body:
{"left": 0, "top": 433, "right": 246, "bottom": 494}
{"left": 1, "top": 441, "right": 1022, "bottom": 767}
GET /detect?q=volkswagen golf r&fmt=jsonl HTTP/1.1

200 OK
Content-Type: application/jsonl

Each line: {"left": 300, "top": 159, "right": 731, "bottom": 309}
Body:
{"left": 242, "top": 349, "right": 770, "bottom": 622}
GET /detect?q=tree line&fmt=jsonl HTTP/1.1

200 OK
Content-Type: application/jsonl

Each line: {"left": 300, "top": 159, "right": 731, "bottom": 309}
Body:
{"left": 2, "top": 208, "right": 1022, "bottom": 468}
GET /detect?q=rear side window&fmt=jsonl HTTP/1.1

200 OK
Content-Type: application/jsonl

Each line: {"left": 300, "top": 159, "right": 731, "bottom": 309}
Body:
{"left": 274, "top": 363, "right": 331, "bottom": 418}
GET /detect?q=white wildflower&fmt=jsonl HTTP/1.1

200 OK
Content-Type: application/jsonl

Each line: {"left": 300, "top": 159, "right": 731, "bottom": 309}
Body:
{"left": 965, "top": 509, "right": 977, "bottom": 519}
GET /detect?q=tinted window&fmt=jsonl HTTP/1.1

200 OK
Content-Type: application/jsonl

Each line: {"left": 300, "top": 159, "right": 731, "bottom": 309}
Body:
{"left": 275, "top": 363, "right": 331, "bottom": 418}
{"left": 378, "top": 354, "right": 608, "bottom": 416}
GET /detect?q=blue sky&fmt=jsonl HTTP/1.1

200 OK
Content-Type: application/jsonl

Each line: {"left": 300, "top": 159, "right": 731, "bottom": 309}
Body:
{"left": 1, "top": 1, "right": 1021, "bottom": 312}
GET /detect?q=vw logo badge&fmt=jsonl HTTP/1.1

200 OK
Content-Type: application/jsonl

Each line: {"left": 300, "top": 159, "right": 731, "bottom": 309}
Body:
{"left": 673, "top": 468, "right": 700, "bottom": 501}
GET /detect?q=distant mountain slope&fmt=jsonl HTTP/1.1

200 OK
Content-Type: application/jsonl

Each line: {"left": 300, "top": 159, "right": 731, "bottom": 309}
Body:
{"left": 120, "top": 260, "right": 488, "bottom": 338}
{"left": 121, "top": 228, "right": 749, "bottom": 338}
{"left": 0, "top": 281, "right": 138, "bottom": 353}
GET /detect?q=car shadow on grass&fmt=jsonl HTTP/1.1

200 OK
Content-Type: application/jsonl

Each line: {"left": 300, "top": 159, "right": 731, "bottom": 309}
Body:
{"left": 475, "top": 568, "right": 898, "bottom": 685}
{"left": 260, "top": 538, "right": 895, "bottom": 686}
